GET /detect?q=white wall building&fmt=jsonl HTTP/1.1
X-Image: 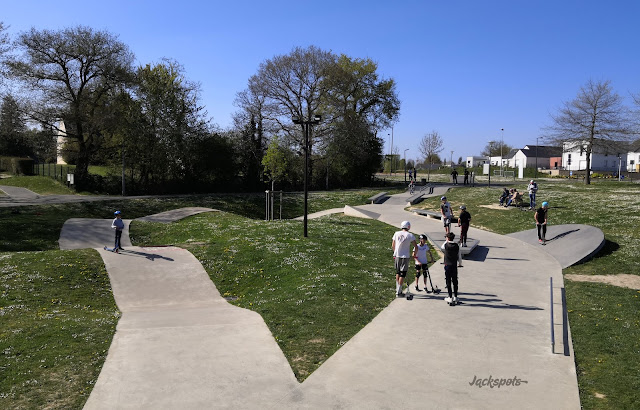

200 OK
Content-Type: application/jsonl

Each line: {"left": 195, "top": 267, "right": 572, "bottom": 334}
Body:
{"left": 466, "top": 156, "right": 488, "bottom": 168}
{"left": 56, "top": 120, "right": 68, "bottom": 165}
{"left": 627, "top": 141, "right": 640, "bottom": 172}
{"left": 562, "top": 141, "right": 628, "bottom": 172}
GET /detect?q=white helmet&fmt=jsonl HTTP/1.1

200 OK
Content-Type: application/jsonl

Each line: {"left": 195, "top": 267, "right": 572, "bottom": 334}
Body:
{"left": 401, "top": 221, "right": 411, "bottom": 229}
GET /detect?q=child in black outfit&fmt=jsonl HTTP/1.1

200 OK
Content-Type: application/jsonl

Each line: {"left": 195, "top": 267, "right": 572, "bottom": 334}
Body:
{"left": 440, "top": 232, "right": 462, "bottom": 304}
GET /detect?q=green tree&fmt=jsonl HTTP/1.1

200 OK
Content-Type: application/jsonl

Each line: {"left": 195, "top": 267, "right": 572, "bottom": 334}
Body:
{"left": 132, "top": 60, "right": 211, "bottom": 191}
{"left": 5, "top": 26, "right": 134, "bottom": 188}
{"left": 0, "top": 94, "right": 30, "bottom": 156}
{"left": 320, "top": 55, "right": 399, "bottom": 187}
{"left": 262, "top": 135, "right": 290, "bottom": 189}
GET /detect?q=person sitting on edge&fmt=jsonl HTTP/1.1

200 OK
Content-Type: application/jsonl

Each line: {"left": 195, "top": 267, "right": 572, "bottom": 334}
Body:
{"left": 499, "top": 188, "right": 509, "bottom": 206}
{"left": 505, "top": 189, "right": 520, "bottom": 207}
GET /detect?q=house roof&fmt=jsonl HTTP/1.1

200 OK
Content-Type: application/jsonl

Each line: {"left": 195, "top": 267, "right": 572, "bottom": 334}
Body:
{"left": 504, "top": 148, "right": 519, "bottom": 159}
{"left": 628, "top": 139, "right": 640, "bottom": 153}
{"left": 521, "top": 145, "right": 562, "bottom": 158}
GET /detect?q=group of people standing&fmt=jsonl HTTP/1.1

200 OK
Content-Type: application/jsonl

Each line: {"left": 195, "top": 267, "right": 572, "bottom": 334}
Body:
{"left": 450, "top": 168, "right": 471, "bottom": 185}
{"left": 392, "top": 195, "right": 470, "bottom": 305}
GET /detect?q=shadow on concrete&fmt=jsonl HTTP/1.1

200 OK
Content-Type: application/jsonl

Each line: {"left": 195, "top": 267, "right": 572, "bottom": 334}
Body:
{"left": 486, "top": 257, "right": 530, "bottom": 262}
{"left": 547, "top": 228, "right": 580, "bottom": 242}
{"left": 465, "top": 246, "right": 489, "bottom": 262}
{"left": 118, "top": 249, "right": 175, "bottom": 262}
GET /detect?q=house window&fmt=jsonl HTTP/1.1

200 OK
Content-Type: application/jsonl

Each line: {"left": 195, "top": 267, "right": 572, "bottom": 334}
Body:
{"left": 631, "top": 160, "right": 635, "bottom": 165}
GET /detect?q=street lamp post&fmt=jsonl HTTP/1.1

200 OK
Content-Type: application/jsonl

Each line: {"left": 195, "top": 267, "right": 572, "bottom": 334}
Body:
{"left": 292, "top": 114, "right": 321, "bottom": 238}
{"left": 532, "top": 137, "right": 536, "bottom": 179}
{"left": 450, "top": 150, "right": 454, "bottom": 167}
{"left": 387, "top": 133, "right": 391, "bottom": 175}
{"left": 387, "top": 127, "right": 394, "bottom": 176}
{"left": 488, "top": 141, "right": 494, "bottom": 187}
{"left": 501, "top": 128, "right": 504, "bottom": 176}
{"left": 404, "top": 148, "right": 409, "bottom": 183}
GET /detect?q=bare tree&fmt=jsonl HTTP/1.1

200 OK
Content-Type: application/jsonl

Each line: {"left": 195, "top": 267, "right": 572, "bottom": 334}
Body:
{"left": 419, "top": 131, "right": 443, "bottom": 182}
{"left": 543, "top": 79, "right": 634, "bottom": 184}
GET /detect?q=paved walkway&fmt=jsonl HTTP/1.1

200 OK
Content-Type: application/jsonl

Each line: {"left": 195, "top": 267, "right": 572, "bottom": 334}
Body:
{"left": 65, "top": 193, "right": 586, "bottom": 409}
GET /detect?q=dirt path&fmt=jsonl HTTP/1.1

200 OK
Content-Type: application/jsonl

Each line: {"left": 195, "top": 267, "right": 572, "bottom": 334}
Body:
{"left": 564, "top": 274, "right": 640, "bottom": 290}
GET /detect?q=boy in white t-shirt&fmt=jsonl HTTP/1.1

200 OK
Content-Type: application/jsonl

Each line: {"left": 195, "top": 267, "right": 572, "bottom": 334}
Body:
{"left": 414, "top": 234, "right": 434, "bottom": 291}
{"left": 392, "top": 220, "right": 417, "bottom": 297}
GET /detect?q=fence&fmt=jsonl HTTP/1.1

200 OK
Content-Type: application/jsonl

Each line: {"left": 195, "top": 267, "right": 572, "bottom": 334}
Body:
{"left": 33, "top": 162, "right": 74, "bottom": 186}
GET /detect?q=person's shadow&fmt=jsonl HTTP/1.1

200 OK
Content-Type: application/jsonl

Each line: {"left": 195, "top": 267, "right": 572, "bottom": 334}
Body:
{"left": 118, "top": 249, "right": 174, "bottom": 261}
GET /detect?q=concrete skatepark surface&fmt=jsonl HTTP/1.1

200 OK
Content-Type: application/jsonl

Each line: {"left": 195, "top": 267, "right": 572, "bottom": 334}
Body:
{"left": 45, "top": 192, "right": 606, "bottom": 408}
{"left": 507, "top": 224, "right": 605, "bottom": 268}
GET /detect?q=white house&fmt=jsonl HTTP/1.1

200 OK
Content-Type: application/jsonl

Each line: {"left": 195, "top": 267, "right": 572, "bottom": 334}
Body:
{"left": 626, "top": 140, "right": 640, "bottom": 172}
{"left": 466, "top": 156, "right": 489, "bottom": 168}
{"left": 506, "top": 146, "right": 562, "bottom": 169}
{"left": 562, "top": 140, "right": 628, "bottom": 172}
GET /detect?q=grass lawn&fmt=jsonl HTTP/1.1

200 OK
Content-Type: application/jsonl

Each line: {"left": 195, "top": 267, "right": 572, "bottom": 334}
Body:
{"left": 0, "top": 249, "right": 119, "bottom": 409}
{"left": 0, "top": 176, "right": 76, "bottom": 195}
{"left": 130, "top": 211, "right": 409, "bottom": 380}
{"left": 410, "top": 179, "right": 640, "bottom": 410}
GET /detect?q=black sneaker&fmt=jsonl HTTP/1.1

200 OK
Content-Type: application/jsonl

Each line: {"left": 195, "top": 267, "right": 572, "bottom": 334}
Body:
{"left": 397, "top": 292, "right": 405, "bottom": 297}
{"left": 415, "top": 286, "right": 421, "bottom": 291}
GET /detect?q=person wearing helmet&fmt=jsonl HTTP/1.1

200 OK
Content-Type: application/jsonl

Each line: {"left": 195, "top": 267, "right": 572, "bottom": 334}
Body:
{"left": 111, "top": 210, "right": 125, "bottom": 253}
{"left": 392, "top": 221, "right": 417, "bottom": 297}
{"left": 534, "top": 202, "right": 549, "bottom": 244}
{"left": 413, "top": 234, "right": 434, "bottom": 291}
{"left": 527, "top": 180, "right": 538, "bottom": 210}
{"left": 440, "top": 196, "right": 453, "bottom": 235}
{"left": 457, "top": 205, "right": 471, "bottom": 247}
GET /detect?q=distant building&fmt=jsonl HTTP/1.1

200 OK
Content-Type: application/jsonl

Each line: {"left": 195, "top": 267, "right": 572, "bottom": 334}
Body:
{"left": 509, "top": 145, "right": 562, "bottom": 169}
{"left": 627, "top": 140, "right": 640, "bottom": 172}
{"left": 466, "top": 156, "right": 489, "bottom": 168}
{"left": 55, "top": 120, "right": 68, "bottom": 165}
{"left": 562, "top": 140, "right": 629, "bottom": 172}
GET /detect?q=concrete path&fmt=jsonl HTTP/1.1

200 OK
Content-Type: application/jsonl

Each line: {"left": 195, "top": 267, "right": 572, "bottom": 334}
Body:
{"left": 59, "top": 219, "right": 133, "bottom": 250}
{"left": 71, "top": 197, "right": 584, "bottom": 409}
{"left": 135, "top": 207, "right": 217, "bottom": 223}
{"left": 0, "top": 185, "right": 40, "bottom": 200}
{"left": 83, "top": 246, "right": 298, "bottom": 409}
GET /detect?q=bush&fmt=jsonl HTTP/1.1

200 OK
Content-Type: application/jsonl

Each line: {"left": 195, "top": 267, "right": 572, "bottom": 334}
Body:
{"left": 0, "top": 157, "right": 35, "bottom": 175}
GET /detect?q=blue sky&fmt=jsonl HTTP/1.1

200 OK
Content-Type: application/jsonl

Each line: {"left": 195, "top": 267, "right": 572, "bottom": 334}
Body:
{"left": 3, "top": 0, "right": 640, "bottom": 163}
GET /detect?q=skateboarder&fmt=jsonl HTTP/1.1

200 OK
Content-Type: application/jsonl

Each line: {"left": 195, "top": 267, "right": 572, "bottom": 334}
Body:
{"left": 111, "top": 210, "right": 125, "bottom": 253}
{"left": 534, "top": 201, "right": 549, "bottom": 244}
{"left": 441, "top": 232, "right": 462, "bottom": 305}
{"left": 413, "top": 234, "right": 434, "bottom": 291}
{"left": 392, "top": 221, "right": 417, "bottom": 297}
